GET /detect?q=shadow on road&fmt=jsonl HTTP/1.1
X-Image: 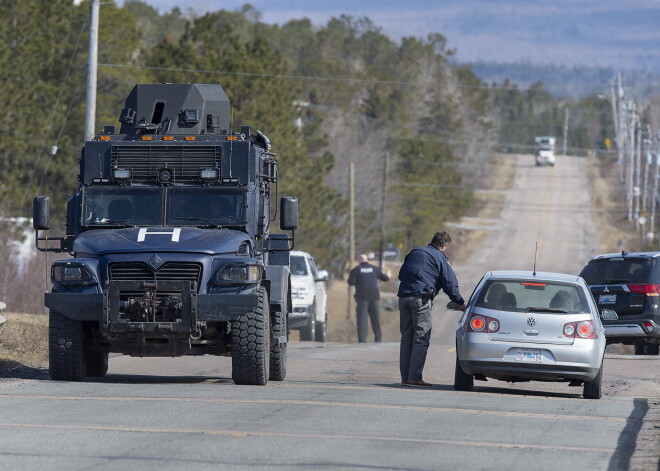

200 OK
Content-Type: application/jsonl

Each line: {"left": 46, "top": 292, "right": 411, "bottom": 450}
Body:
{"left": 607, "top": 398, "right": 649, "bottom": 471}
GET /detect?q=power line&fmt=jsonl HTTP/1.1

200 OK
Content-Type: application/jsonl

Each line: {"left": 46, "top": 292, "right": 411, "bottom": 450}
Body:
{"left": 98, "top": 62, "right": 610, "bottom": 93}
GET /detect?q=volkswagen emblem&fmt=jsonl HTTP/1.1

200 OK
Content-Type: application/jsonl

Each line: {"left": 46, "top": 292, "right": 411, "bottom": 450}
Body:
{"left": 527, "top": 317, "right": 536, "bottom": 327}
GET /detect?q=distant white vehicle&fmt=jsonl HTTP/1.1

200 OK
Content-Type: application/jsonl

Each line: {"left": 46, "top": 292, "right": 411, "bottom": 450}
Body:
{"left": 288, "top": 251, "right": 329, "bottom": 342}
{"left": 0, "top": 301, "right": 6, "bottom": 326}
{"left": 535, "top": 136, "right": 556, "bottom": 167}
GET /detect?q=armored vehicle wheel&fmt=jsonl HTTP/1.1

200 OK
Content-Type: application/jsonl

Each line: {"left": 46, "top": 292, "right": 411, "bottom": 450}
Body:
{"left": 231, "top": 287, "right": 271, "bottom": 385}
{"left": 87, "top": 351, "right": 109, "bottom": 378}
{"left": 315, "top": 313, "right": 327, "bottom": 342}
{"left": 453, "top": 355, "right": 473, "bottom": 391}
{"left": 299, "top": 304, "right": 316, "bottom": 341}
{"left": 269, "top": 306, "right": 287, "bottom": 381}
{"left": 583, "top": 363, "right": 603, "bottom": 399}
{"left": 49, "top": 310, "right": 87, "bottom": 381}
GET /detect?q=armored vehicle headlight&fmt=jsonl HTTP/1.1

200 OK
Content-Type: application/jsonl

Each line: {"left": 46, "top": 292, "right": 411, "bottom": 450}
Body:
{"left": 200, "top": 168, "right": 219, "bottom": 181}
{"left": 52, "top": 264, "right": 94, "bottom": 285}
{"left": 112, "top": 168, "right": 132, "bottom": 180}
{"left": 216, "top": 264, "right": 261, "bottom": 283}
{"left": 158, "top": 168, "right": 174, "bottom": 184}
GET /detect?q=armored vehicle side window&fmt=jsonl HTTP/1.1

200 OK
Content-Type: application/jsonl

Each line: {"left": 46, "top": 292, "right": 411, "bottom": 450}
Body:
{"left": 83, "top": 187, "right": 162, "bottom": 226}
{"left": 166, "top": 188, "right": 246, "bottom": 226}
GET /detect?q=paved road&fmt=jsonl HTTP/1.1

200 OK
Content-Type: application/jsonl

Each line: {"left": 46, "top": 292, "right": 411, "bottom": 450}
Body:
{"left": 0, "top": 154, "right": 658, "bottom": 470}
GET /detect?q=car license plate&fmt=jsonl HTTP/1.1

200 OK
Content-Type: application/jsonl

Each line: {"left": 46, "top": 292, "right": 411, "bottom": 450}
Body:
{"left": 599, "top": 294, "right": 617, "bottom": 304}
{"left": 515, "top": 348, "right": 543, "bottom": 362}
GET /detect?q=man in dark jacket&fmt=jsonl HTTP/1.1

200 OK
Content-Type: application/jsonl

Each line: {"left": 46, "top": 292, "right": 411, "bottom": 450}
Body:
{"left": 398, "top": 231, "right": 466, "bottom": 387}
{"left": 348, "top": 254, "right": 391, "bottom": 342}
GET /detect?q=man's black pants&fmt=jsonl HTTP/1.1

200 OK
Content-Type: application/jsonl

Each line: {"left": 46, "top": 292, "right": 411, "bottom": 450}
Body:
{"left": 356, "top": 299, "right": 382, "bottom": 343}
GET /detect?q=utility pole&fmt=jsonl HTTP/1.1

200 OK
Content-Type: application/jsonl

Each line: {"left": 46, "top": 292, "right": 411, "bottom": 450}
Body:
{"left": 378, "top": 152, "right": 389, "bottom": 271}
{"left": 652, "top": 135, "right": 660, "bottom": 246}
{"left": 83, "top": 0, "right": 100, "bottom": 141}
{"left": 562, "top": 107, "right": 569, "bottom": 156}
{"left": 347, "top": 162, "right": 355, "bottom": 321}
{"left": 627, "top": 102, "right": 636, "bottom": 221}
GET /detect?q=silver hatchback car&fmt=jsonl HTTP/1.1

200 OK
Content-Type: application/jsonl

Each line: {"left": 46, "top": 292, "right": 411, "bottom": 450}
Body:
{"left": 454, "top": 271, "right": 616, "bottom": 399}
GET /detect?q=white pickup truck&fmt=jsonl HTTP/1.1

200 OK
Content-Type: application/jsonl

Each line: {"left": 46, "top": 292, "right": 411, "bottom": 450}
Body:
{"left": 288, "top": 250, "right": 328, "bottom": 342}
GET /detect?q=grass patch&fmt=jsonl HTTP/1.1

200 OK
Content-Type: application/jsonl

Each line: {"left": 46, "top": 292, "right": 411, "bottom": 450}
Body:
{"left": 0, "top": 313, "right": 48, "bottom": 375}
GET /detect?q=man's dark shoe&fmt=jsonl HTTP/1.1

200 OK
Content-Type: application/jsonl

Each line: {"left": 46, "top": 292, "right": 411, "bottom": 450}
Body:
{"left": 406, "top": 379, "right": 432, "bottom": 388}
{"left": 401, "top": 381, "right": 408, "bottom": 387}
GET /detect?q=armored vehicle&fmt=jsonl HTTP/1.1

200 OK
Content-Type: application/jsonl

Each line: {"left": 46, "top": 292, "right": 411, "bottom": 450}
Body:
{"left": 33, "top": 83, "right": 297, "bottom": 385}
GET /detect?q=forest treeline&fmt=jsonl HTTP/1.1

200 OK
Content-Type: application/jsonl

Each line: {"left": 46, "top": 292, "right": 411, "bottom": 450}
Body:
{"left": 1, "top": 0, "right": 620, "bottom": 275}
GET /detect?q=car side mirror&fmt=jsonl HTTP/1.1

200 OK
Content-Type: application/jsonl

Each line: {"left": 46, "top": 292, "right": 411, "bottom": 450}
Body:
{"left": 316, "top": 269, "right": 329, "bottom": 282}
{"left": 600, "top": 309, "right": 618, "bottom": 321}
{"left": 33, "top": 196, "right": 51, "bottom": 230}
{"left": 280, "top": 196, "right": 298, "bottom": 231}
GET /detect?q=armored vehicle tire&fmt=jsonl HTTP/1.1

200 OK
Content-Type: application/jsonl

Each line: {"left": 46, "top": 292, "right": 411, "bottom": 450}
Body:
{"left": 583, "top": 364, "right": 603, "bottom": 399}
{"left": 49, "top": 310, "right": 87, "bottom": 381}
{"left": 453, "top": 355, "right": 473, "bottom": 391}
{"left": 231, "top": 287, "right": 271, "bottom": 385}
{"left": 299, "top": 304, "right": 316, "bottom": 341}
{"left": 315, "top": 313, "right": 327, "bottom": 342}
{"left": 87, "top": 351, "right": 109, "bottom": 378}
{"left": 269, "top": 306, "right": 287, "bottom": 382}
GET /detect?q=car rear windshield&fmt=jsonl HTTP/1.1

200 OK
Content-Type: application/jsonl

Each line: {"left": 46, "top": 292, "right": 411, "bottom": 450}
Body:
{"left": 474, "top": 280, "right": 589, "bottom": 313}
{"left": 579, "top": 258, "right": 653, "bottom": 285}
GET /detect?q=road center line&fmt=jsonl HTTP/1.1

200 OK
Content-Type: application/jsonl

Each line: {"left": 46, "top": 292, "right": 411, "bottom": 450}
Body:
{"left": 0, "top": 422, "right": 617, "bottom": 453}
{"left": 0, "top": 394, "right": 634, "bottom": 423}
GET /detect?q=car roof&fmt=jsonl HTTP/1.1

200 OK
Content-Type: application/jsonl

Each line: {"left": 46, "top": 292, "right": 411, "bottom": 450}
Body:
{"left": 588, "top": 251, "right": 660, "bottom": 261}
{"left": 290, "top": 250, "right": 311, "bottom": 258}
{"left": 483, "top": 270, "right": 582, "bottom": 284}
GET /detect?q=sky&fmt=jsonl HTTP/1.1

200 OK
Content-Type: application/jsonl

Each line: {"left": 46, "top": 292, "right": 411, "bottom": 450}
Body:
{"left": 119, "top": 0, "right": 660, "bottom": 71}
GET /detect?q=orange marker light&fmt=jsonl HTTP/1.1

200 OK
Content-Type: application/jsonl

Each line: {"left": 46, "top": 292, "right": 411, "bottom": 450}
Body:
{"left": 226, "top": 136, "right": 238, "bottom": 141}
{"left": 163, "top": 136, "right": 174, "bottom": 141}
{"left": 98, "top": 135, "right": 110, "bottom": 141}
{"left": 184, "top": 136, "right": 196, "bottom": 141}
{"left": 141, "top": 136, "right": 153, "bottom": 141}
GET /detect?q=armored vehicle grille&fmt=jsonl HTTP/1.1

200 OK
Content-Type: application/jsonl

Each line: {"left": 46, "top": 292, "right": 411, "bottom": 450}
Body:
{"left": 111, "top": 145, "right": 221, "bottom": 184}
{"left": 109, "top": 262, "right": 202, "bottom": 285}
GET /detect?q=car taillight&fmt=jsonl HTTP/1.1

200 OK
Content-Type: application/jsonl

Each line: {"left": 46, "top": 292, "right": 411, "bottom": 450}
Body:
{"left": 467, "top": 314, "right": 499, "bottom": 333}
{"left": 564, "top": 321, "right": 597, "bottom": 339}
{"left": 627, "top": 284, "right": 660, "bottom": 297}
{"left": 643, "top": 321, "right": 655, "bottom": 332}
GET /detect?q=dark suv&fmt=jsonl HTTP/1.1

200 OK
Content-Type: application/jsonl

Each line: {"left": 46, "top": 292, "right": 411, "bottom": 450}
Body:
{"left": 579, "top": 251, "right": 660, "bottom": 355}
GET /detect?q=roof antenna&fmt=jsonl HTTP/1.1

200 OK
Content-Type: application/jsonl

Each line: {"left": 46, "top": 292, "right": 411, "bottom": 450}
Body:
{"left": 533, "top": 241, "right": 538, "bottom": 276}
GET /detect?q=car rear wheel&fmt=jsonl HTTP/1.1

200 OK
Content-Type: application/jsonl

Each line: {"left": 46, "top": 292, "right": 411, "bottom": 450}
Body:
{"left": 453, "top": 355, "right": 474, "bottom": 391}
{"left": 583, "top": 364, "right": 603, "bottom": 399}
{"left": 299, "top": 304, "right": 316, "bottom": 341}
{"left": 314, "top": 313, "right": 327, "bottom": 342}
{"left": 644, "top": 344, "right": 659, "bottom": 355}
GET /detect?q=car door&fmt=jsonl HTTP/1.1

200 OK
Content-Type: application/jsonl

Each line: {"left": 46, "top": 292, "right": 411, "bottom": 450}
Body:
{"left": 307, "top": 255, "right": 327, "bottom": 322}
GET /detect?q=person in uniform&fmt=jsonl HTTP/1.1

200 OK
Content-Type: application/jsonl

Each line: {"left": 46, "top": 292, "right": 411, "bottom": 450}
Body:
{"left": 397, "top": 231, "right": 466, "bottom": 388}
{"left": 348, "top": 254, "right": 391, "bottom": 343}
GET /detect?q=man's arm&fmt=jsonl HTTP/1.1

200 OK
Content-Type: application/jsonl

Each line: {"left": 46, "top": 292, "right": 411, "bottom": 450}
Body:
{"left": 347, "top": 267, "right": 357, "bottom": 286}
{"left": 439, "top": 263, "right": 464, "bottom": 305}
{"left": 377, "top": 267, "right": 390, "bottom": 282}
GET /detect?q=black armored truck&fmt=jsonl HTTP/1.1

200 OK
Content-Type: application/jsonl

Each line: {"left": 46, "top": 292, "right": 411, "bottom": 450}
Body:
{"left": 33, "top": 83, "right": 297, "bottom": 385}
